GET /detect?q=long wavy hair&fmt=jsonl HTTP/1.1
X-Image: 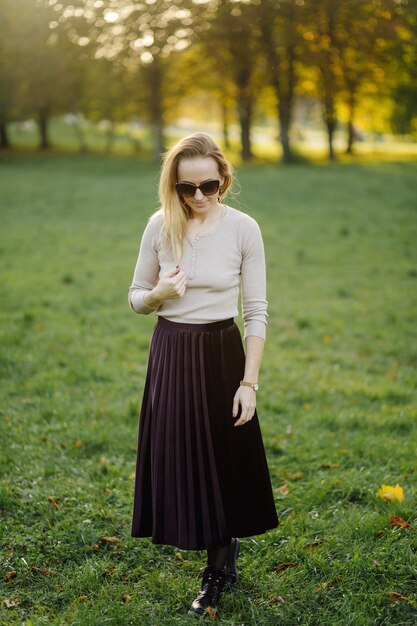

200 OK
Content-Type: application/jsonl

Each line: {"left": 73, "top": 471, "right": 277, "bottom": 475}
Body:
{"left": 156, "top": 132, "right": 233, "bottom": 264}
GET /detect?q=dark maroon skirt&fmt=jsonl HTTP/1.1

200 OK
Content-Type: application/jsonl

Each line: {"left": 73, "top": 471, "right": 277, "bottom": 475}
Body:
{"left": 131, "top": 316, "right": 278, "bottom": 550}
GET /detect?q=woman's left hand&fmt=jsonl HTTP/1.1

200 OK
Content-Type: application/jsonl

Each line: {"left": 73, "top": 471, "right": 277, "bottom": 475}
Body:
{"left": 232, "top": 385, "right": 256, "bottom": 427}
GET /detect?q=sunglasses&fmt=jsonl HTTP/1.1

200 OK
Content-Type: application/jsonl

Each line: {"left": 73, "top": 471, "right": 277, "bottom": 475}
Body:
{"left": 175, "top": 179, "right": 220, "bottom": 198}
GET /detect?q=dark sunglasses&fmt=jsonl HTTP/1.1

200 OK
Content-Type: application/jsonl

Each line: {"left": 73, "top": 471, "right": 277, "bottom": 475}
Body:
{"left": 175, "top": 179, "right": 220, "bottom": 198}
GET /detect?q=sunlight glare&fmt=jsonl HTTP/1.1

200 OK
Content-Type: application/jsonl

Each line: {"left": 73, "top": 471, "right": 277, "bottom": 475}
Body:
{"left": 104, "top": 11, "right": 119, "bottom": 23}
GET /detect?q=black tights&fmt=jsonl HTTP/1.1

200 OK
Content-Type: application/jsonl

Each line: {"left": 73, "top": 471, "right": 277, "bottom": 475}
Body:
{"left": 207, "top": 541, "right": 231, "bottom": 570}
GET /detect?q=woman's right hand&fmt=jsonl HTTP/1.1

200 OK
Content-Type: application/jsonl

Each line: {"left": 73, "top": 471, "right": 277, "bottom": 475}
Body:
{"left": 144, "top": 266, "right": 187, "bottom": 308}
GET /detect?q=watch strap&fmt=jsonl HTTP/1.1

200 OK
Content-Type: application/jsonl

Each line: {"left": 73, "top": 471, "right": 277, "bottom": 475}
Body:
{"left": 240, "top": 380, "right": 258, "bottom": 391}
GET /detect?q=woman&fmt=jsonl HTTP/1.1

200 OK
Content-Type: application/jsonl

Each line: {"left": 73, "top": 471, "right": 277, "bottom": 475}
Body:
{"left": 128, "top": 132, "right": 278, "bottom": 619}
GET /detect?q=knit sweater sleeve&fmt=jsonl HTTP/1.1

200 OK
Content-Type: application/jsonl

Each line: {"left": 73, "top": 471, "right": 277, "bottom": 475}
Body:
{"left": 240, "top": 216, "right": 268, "bottom": 339}
{"left": 128, "top": 216, "right": 162, "bottom": 315}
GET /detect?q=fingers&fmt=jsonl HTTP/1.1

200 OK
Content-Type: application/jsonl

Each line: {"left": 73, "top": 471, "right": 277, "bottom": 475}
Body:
{"left": 161, "top": 267, "right": 187, "bottom": 298}
{"left": 233, "top": 388, "right": 256, "bottom": 427}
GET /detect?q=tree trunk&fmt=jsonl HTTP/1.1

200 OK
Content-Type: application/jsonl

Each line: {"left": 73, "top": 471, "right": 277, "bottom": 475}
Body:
{"left": 39, "top": 108, "right": 50, "bottom": 150}
{"left": 279, "top": 106, "right": 292, "bottom": 163}
{"left": 0, "top": 119, "right": 10, "bottom": 149}
{"left": 105, "top": 121, "right": 114, "bottom": 153}
{"left": 147, "top": 60, "right": 165, "bottom": 162}
{"left": 221, "top": 100, "right": 230, "bottom": 150}
{"left": 238, "top": 96, "right": 252, "bottom": 161}
{"left": 74, "top": 123, "right": 87, "bottom": 153}
{"left": 152, "top": 121, "right": 164, "bottom": 162}
{"left": 323, "top": 96, "right": 336, "bottom": 160}
{"left": 345, "top": 90, "right": 356, "bottom": 154}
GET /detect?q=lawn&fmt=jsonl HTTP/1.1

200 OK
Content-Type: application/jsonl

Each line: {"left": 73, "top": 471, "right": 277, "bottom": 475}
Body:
{"left": 0, "top": 152, "right": 416, "bottom": 625}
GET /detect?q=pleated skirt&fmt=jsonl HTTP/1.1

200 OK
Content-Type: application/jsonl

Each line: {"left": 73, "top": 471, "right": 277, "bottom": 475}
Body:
{"left": 131, "top": 316, "right": 278, "bottom": 550}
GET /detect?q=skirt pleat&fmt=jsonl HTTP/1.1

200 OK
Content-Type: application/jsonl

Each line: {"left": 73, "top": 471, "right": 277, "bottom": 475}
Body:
{"left": 131, "top": 316, "right": 278, "bottom": 550}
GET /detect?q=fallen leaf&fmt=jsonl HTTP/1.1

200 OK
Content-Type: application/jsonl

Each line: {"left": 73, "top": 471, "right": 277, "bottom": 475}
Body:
{"left": 376, "top": 530, "right": 385, "bottom": 537}
{"left": 378, "top": 484, "right": 404, "bottom": 502}
{"left": 277, "top": 484, "right": 289, "bottom": 496}
{"left": 78, "top": 595, "right": 88, "bottom": 601}
{"left": 303, "top": 402, "right": 312, "bottom": 409}
{"left": 320, "top": 463, "right": 340, "bottom": 469}
{"left": 289, "top": 472, "right": 304, "bottom": 481}
{"left": 175, "top": 552, "right": 184, "bottom": 562}
{"left": 100, "top": 456, "right": 109, "bottom": 466}
{"left": 3, "top": 571, "right": 17, "bottom": 582}
{"left": 101, "top": 567, "right": 114, "bottom": 577}
{"left": 99, "top": 536, "right": 121, "bottom": 544}
{"left": 274, "top": 562, "right": 297, "bottom": 573}
{"left": 40, "top": 435, "right": 48, "bottom": 441}
{"left": 315, "top": 580, "right": 335, "bottom": 592}
{"left": 306, "top": 540, "right": 323, "bottom": 551}
{"left": 31, "top": 567, "right": 58, "bottom": 577}
{"left": 384, "top": 591, "right": 411, "bottom": 603}
{"left": 92, "top": 544, "right": 99, "bottom": 551}
{"left": 59, "top": 443, "right": 67, "bottom": 449}
{"left": 206, "top": 606, "right": 218, "bottom": 619}
{"left": 389, "top": 516, "right": 411, "bottom": 529}
{"left": 372, "top": 561, "right": 381, "bottom": 568}
{"left": 104, "top": 488, "right": 115, "bottom": 494}
{"left": 121, "top": 594, "right": 132, "bottom": 603}
{"left": 3, "top": 598, "right": 21, "bottom": 608}
{"left": 47, "top": 497, "right": 59, "bottom": 510}
{"left": 322, "top": 335, "right": 331, "bottom": 344}
{"left": 72, "top": 439, "right": 82, "bottom": 449}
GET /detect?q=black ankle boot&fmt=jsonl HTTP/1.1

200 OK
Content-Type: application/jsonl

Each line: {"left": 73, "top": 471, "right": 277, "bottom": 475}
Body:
{"left": 224, "top": 537, "right": 240, "bottom": 589}
{"left": 188, "top": 565, "right": 227, "bottom": 619}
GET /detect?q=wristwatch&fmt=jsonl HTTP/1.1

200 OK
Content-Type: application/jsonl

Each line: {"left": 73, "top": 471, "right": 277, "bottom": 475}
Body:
{"left": 240, "top": 380, "right": 259, "bottom": 391}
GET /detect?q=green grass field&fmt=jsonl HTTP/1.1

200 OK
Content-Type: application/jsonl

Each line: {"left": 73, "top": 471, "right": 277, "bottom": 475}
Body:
{"left": 1, "top": 152, "right": 416, "bottom": 625}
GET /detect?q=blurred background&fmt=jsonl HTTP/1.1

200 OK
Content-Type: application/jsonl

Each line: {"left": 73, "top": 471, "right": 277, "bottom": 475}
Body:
{"left": 1, "top": 0, "right": 416, "bottom": 162}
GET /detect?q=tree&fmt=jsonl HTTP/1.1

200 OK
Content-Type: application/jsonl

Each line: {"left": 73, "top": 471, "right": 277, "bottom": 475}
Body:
{"left": 192, "top": 0, "right": 262, "bottom": 160}
{"left": 390, "top": 1, "right": 417, "bottom": 135}
{"left": 0, "top": 0, "right": 17, "bottom": 149}
{"left": 73, "top": 0, "right": 194, "bottom": 161}
{"left": 256, "top": 0, "right": 303, "bottom": 163}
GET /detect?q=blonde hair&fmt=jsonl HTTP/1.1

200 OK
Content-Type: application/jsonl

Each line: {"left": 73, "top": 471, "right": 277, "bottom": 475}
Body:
{"left": 157, "top": 132, "right": 233, "bottom": 263}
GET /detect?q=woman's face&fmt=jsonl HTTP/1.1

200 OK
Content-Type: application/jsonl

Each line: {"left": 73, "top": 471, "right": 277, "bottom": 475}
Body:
{"left": 177, "top": 156, "right": 223, "bottom": 219}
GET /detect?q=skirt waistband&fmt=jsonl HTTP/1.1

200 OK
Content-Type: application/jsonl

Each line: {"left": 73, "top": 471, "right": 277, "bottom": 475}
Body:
{"left": 156, "top": 316, "right": 235, "bottom": 332}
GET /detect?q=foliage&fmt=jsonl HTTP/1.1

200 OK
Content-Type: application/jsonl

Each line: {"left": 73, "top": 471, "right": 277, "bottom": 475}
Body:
{"left": 0, "top": 0, "right": 415, "bottom": 156}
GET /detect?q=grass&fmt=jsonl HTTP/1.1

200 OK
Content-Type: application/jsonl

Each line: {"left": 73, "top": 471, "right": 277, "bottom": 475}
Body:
{"left": 0, "top": 151, "right": 416, "bottom": 625}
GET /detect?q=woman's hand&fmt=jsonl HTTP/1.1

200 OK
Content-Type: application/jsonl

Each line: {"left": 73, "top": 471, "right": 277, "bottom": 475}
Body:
{"left": 144, "top": 266, "right": 187, "bottom": 308}
{"left": 232, "top": 385, "right": 256, "bottom": 427}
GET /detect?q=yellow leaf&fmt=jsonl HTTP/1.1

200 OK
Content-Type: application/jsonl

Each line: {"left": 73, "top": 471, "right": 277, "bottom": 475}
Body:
{"left": 277, "top": 484, "right": 289, "bottom": 496}
{"left": 99, "top": 536, "right": 121, "bottom": 544}
{"left": 378, "top": 484, "right": 404, "bottom": 502}
{"left": 206, "top": 606, "right": 218, "bottom": 619}
{"left": 289, "top": 472, "right": 304, "bottom": 481}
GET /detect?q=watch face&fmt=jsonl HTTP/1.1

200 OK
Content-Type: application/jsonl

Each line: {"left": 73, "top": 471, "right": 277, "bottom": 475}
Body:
{"left": 253, "top": 384, "right": 259, "bottom": 391}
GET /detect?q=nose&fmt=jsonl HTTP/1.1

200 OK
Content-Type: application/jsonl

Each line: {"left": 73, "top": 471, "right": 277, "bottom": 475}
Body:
{"left": 194, "top": 188, "right": 205, "bottom": 201}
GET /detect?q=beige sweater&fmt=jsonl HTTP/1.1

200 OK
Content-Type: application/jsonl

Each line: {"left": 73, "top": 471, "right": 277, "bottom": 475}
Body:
{"left": 128, "top": 205, "right": 268, "bottom": 339}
